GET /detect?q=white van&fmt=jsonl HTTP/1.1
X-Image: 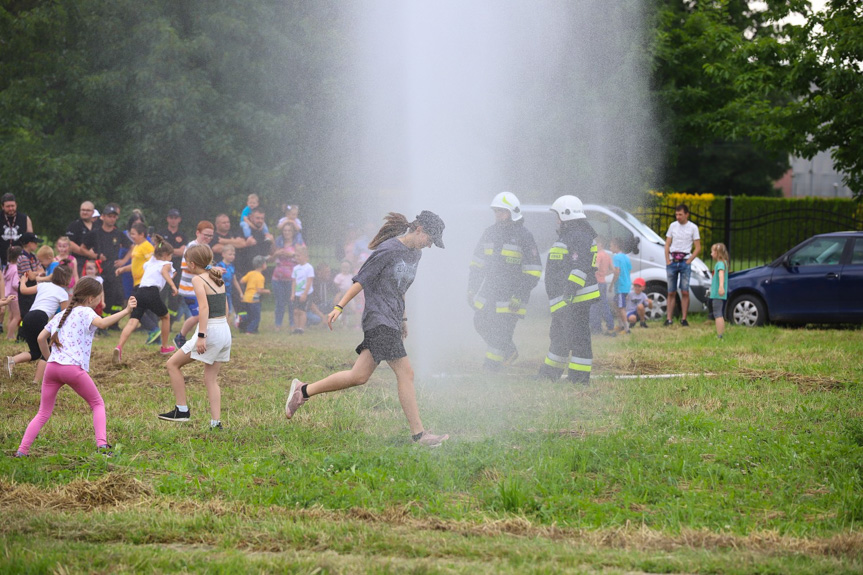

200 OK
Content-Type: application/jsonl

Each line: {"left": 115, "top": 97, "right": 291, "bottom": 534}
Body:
{"left": 522, "top": 204, "right": 711, "bottom": 318}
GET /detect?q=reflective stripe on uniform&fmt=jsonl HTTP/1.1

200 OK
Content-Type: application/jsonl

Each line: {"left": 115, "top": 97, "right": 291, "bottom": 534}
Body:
{"left": 473, "top": 295, "right": 487, "bottom": 310}
{"left": 544, "top": 352, "right": 568, "bottom": 369}
{"left": 501, "top": 243, "right": 522, "bottom": 261}
{"left": 482, "top": 242, "right": 494, "bottom": 256}
{"left": 486, "top": 348, "right": 506, "bottom": 363}
{"left": 495, "top": 301, "right": 526, "bottom": 315}
{"left": 549, "top": 296, "right": 567, "bottom": 313}
{"left": 549, "top": 242, "right": 569, "bottom": 260}
{"left": 470, "top": 256, "right": 485, "bottom": 269}
{"left": 522, "top": 264, "right": 542, "bottom": 277}
{"left": 568, "top": 269, "right": 587, "bottom": 287}
{"left": 568, "top": 356, "right": 592, "bottom": 372}
{"left": 572, "top": 285, "right": 600, "bottom": 302}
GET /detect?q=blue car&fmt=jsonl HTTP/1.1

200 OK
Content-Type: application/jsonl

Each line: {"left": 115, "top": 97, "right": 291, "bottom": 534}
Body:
{"left": 727, "top": 232, "right": 863, "bottom": 326}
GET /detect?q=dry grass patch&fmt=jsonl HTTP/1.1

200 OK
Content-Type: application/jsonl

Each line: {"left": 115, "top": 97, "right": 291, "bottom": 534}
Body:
{"left": 738, "top": 367, "right": 847, "bottom": 393}
{"left": 0, "top": 472, "right": 152, "bottom": 511}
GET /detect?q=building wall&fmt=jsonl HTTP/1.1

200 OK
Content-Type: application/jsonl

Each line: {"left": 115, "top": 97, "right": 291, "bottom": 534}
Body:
{"left": 790, "top": 151, "right": 853, "bottom": 198}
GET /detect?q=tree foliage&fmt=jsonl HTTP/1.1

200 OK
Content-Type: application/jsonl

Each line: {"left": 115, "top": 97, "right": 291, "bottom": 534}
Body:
{"left": 0, "top": 0, "right": 354, "bottom": 238}
{"left": 652, "top": 0, "right": 863, "bottom": 198}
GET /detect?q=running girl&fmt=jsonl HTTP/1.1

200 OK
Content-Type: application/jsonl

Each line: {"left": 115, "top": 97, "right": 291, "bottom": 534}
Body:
{"left": 15, "top": 277, "right": 137, "bottom": 457}
{"left": 158, "top": 244, "right": 229, "bottom": 429}
{"left": 7, "top": 265, "right": 72, "bottom": 384}
{"left": 113, "top": 235, "right": 178, "bottom": 362}
{"left": 284, "top": 211, "right": 449, "bottom": 447}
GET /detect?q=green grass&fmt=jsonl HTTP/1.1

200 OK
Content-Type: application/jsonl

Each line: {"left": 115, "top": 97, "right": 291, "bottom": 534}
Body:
{"left": 1, "top": 310, "right": 862, "bottom": 573}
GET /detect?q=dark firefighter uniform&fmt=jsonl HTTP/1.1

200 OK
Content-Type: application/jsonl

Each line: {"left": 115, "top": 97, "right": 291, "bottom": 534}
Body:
{"left": 538, "top": 218, "right": 600, "bottom": 383}
{"left": 468, "top": 219, "right": 542, "bottom": 369}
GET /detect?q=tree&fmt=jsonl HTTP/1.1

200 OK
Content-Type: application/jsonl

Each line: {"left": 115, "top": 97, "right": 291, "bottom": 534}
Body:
{"left": 653, "top": 0, "right": 863, "bottom": 198}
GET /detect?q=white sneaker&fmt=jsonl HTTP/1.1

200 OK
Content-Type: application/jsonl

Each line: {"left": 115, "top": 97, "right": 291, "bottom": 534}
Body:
{"left": 6, "top": 356, "right": 14, "bottom": 377}
{"left": 414, "top": 431, "right": 449, "bottom": 448}
{"left": 285, "top": 378, "right": 308, "bottom": 419}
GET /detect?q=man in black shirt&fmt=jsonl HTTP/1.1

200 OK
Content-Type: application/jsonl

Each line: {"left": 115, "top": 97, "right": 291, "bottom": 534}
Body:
{"left": 86, "top": 204, "right": 130, "bottom": 315}
{"left": 237, "top": 208, "right": 273, "bottom": 278}
{"left": 0, "top": 193, "right": 33, "bottom": 267}
{"left": 66, "top": 201, "right": 99, "bottom": 274}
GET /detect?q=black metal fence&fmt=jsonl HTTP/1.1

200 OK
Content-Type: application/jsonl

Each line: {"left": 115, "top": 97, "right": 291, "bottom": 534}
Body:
{"left": 639, "top": 197, "right": 863, "bottom": 271}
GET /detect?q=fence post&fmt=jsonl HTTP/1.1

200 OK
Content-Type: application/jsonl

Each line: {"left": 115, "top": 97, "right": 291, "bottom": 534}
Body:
{"left": 724, "top": 196, "right": 732, "bottom": 254}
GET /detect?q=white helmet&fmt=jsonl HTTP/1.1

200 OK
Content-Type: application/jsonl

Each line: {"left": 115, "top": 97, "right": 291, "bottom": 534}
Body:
{"left": 550, "top": 195, "right": 586, "bottom": 221}
{"left": 490, "top": 192, "right": 522, "bottom": 221}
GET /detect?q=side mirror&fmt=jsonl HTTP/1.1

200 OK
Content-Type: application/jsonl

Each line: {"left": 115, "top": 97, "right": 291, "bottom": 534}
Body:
{"left": 630, "top": 236, "right": 640, "bottom": 255}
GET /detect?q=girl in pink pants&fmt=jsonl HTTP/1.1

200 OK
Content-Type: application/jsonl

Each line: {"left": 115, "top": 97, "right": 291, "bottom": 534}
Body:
{"left": 16, "top": 277, "right": 136, "bottom": 457}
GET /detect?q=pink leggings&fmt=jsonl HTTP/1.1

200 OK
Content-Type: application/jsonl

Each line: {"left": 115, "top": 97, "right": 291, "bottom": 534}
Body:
{"left": 18, "top": 363, "right": 107, "bottom": 455}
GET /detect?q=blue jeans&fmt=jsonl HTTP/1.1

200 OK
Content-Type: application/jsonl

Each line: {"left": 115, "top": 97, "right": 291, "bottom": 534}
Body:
{"left": 666, "top": 261, "right": 691, "bottom": 293}
{"left": 272, "top": 280, "right": 294, "bottom": 328}
{"left": 245, "top": 302, "right": 261, "bottom": 333}
{"left": 589, "top": 283, "right": 615, "bottom": 332}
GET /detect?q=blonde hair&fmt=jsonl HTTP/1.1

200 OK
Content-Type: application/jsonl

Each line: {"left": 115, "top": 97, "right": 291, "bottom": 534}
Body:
{"left": 712, "top": 243, "right": 729, "bottom": 266}
{"left": 185, "top": 244, "right": 224, "bottom": 287}
{"left": 49, "top": 277, "right": 103, "bottom": 350}
{"left": 36, "top": 245, "right": 55, "bottom": 260}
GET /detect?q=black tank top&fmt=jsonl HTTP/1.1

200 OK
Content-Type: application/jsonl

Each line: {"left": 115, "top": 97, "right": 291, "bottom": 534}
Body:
{"left": 202, "top": 278, "right": 227, "bottom": 318}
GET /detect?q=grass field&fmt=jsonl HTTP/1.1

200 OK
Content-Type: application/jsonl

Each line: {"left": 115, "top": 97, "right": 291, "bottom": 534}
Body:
{"left": 1, "top": 309, "right": 862, "bottom": 574}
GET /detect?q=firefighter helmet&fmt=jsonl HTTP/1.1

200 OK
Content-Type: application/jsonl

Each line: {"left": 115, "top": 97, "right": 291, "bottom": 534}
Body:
{"left": 490, "top": 192, "right": 523, "bottom": 221}
{"left": 550, "top": 195, "right": 586, "bottom": 221}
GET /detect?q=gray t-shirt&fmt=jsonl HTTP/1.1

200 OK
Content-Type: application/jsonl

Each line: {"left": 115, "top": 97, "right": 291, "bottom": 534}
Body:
{"left": 353, "top": 237, "right": 421, "bottom": 332}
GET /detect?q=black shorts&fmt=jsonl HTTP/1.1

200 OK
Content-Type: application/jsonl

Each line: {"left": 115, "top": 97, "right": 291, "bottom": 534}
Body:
{"left": 131, "top": 285, "right": 168, "bottom": 320}
{"left": 293, "top": 298, "right": 309, "bottom": 312}
{"left": 22, "top": 310, "right": 50, "bottom": 361}
{"left": 355, "top": 325, "right": 406, "bottom": 364}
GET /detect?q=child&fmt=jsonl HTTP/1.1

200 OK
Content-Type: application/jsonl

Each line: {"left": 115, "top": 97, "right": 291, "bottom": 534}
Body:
{"left": 610, "top": 237, "right": 632, "bottom": 334}
{"left": 290, "top": 245, "right": 314, "bottom": 334}
{"left": 216, "top": 244, "right": 242, "bottom": 328}
{"left": 625, "top": 277, "right": 652, "bottom": 328}
{"left": 15, "top": 278, "right": 136, "bottom": 457}
{"left": 590, "top": 236, "right": 615, "bottom": 335}
{"left": 271, "top": 223, "right": 297, "bottom": 330}
{"left": 277, "top": 204, "right": 304, "bottom": 245}
{"left": 83, "top": 260, "right": 106, "bottom": 318}
{"left": 37, "top": 245, "right": 57, "bottom": 275}
{"left": 158, "top": 244, "right": 230, "bottom": 429}
{"left": 4, "top": 246, "right": 22, "bottom": 340}
{"left": 7, "top": 265, "right": 72, "bottom": 384}
{"left": 285, "top": 211, "right": 449, "bottom": 447}
{"left": 54, "top": 237, "right": 79, "bottom": 289}
{"left": 113, "top": 236, "right": 178, "bottom": 363}
{"left": 114, "top": 222, "right": 155, "bottom": 288}
{"left": 710, "top": 243, "right": 729, "bottom": 339}
{"left": 239, "top": 255, "right": 270, "bottom": 334}
{"left": 240, "top": 193, "right": 269, "bottom": 237}
{"left": 16, "top": 232, "right": 44, "bottom": 321}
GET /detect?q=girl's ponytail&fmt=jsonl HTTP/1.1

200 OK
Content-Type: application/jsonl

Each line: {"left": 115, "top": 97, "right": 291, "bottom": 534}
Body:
{"left": 369, "top": 213, "right": 414, "bottom": 250}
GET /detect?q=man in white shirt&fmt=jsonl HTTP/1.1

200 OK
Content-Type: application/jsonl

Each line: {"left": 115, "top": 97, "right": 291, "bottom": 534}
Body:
{"left": 664, "top": 204, "right": 701, "bottom": 326}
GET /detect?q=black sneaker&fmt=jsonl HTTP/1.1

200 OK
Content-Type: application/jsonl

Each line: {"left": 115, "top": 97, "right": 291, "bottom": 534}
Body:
{"left": 173, "top": 333, "right": 186, "bottom": 348}
{"left": 158, "top": 406, "right": 190, "bottom": 422}
{"left": 680, "top": 319, "right": 689, "bottom": 327}
{"left": 640, "top": 321, "right": 648, "bottom": 328}
{"left": 96, "top": 444, "right": 113, "bottom": 457}
{"left": 664, "top": 319, "right": 674, "bottom": 326}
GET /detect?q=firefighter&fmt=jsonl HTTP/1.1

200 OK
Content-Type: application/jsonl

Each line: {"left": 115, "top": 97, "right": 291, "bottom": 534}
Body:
{"left": 468, "top": 192, "right": 542, "bottom": 370}
{"left": 539, "top": 195, "right": 600, "bottom": 384}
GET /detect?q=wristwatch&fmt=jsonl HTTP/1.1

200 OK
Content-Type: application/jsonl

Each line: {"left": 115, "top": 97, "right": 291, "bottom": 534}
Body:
{"left": 198, "top": 332, "right": 206, "bottom": 338}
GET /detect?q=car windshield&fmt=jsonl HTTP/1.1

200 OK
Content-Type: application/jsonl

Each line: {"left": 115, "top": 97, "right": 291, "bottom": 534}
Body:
{"left": 611, "top": 208, "right": 665, "bottom": 245}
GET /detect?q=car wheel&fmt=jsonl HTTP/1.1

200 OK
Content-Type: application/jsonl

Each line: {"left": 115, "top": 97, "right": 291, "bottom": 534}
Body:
{"left": 645, "top": 282, "right": 677, "bottom": 321}
{"left": 730, "top": 294, "right": 767, "bottom": 327}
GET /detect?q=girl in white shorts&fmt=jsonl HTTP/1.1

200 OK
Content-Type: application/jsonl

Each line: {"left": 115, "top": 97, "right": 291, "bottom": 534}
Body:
{"left": 157, "top": 244, "right": 230, "bottom": 429}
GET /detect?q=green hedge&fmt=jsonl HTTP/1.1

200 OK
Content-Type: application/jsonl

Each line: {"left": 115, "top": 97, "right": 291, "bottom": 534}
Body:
{"left": 636, "top": 193, "right": 863, "bottom": 268}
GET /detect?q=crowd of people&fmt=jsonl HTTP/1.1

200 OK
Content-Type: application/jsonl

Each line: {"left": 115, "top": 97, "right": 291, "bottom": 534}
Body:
{"left": 5, "top": 190, "right": 731, "bottom": 457}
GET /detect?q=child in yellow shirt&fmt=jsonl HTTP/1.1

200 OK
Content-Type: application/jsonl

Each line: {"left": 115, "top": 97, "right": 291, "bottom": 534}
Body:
{"left": 239, "top": 255, "right": 270, "bottom": 334}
